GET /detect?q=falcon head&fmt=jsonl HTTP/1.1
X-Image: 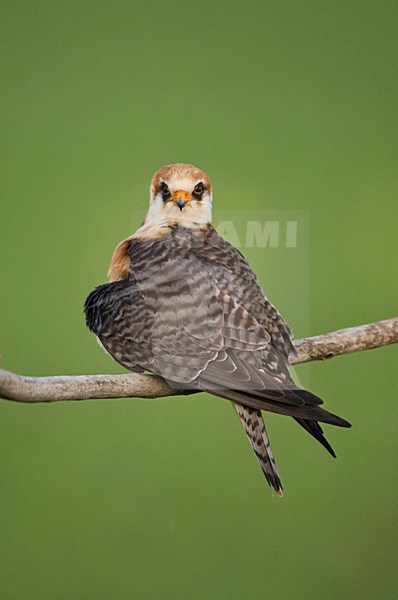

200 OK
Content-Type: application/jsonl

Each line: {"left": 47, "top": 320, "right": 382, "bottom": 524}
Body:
{"left": 144, "top": 163, "right": 213, "bottom": 227}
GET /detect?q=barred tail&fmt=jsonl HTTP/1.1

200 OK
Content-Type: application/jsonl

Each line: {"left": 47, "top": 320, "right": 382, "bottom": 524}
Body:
{"left": 233, "top": 402, "right": 283, "bottom": 496}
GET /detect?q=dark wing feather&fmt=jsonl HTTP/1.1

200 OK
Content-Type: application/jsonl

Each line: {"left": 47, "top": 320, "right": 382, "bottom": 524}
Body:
{"left": 84, "top": 279, "right": 153, "bottom": 372}
{"left": 191, "top": 227, "right": 297, "bottom": 362}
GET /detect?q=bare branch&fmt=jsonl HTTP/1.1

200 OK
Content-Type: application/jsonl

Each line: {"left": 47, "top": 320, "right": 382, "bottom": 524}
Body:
{"left": 0, "top": 317, "right": 397, "bottom": 404}
{"left": 291, "top": 317, "right": 398, "bottom": 364}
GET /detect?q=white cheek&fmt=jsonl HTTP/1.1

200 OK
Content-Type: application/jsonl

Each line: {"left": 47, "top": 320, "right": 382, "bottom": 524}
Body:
{"left": 145, "top": 194, "right": 164, "bottom": 221}
{"left": 192, "top": 194, "right": 212, "bottom": 221}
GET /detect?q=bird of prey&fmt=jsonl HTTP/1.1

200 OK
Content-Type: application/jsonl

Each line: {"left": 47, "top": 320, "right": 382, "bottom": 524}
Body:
{"left": 84, "top": 163, "right": 350, "bottom": 495}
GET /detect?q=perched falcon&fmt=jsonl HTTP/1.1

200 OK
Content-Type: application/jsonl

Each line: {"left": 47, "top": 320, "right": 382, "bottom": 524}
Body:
{"left": 84, "top": 163, "right": 350, "bottom": 495}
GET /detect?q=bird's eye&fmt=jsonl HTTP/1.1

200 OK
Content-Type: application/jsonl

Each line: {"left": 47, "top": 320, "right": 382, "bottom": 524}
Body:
{"left": 160, "top": 181, "right": 171, "bottom": 200}
{"left": 193, "top": 182, "right": 205, "bottom": 198}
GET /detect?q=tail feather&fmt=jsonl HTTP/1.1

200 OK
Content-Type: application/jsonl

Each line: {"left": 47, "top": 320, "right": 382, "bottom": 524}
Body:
{"left": 200, "top": 380, "right": 351, "bottom": 428}
{"left": 294, "top": 418, "right": 336, "bottom": 457}
{"left": 234, "top": 402, "right": 283, "bottom": 496}
{"left": 197, "top": 380, "right": 351, "bottom": 493}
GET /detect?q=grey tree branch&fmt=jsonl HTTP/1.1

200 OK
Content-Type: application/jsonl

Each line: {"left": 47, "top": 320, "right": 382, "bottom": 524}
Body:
{"left": 291, "top": 317, "right": 398, "bottom": 364}
{"left": 0, "top": 317, "right": 397, "bottom": 404}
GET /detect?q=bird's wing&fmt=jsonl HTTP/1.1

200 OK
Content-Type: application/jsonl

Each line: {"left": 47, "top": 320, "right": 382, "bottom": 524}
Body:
{"left": 84, "top": 279, "right": 153, "bottom": 372}
{"left": 84, "top": 252, "right": 226, "bottom": 379}
{"left": 190, "top": 225, "right": 297, "bottom": 363}
{"left": 114, "top": 231, "right": 347, "bottom": 429}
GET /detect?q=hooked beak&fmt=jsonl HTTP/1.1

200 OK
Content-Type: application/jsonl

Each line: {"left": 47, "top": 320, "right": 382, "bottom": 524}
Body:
{"left": 173, "top": 189, "right": 191, "bottom": 211}
{"left": 176, "top": 198, "right": 186, "bottom": 211}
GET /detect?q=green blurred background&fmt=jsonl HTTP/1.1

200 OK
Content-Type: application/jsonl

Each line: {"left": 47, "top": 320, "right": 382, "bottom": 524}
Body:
{"left": 1, "top": 1, "right": 397, "bottom": 598}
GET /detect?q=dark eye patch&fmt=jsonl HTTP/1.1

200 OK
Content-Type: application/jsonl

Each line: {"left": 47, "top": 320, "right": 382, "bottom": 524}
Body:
{"left": 160, "top": 181, "right": 171, "bottom": 201}
{"left": 193, "top": 182, "right": 205, "bottom": 199}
